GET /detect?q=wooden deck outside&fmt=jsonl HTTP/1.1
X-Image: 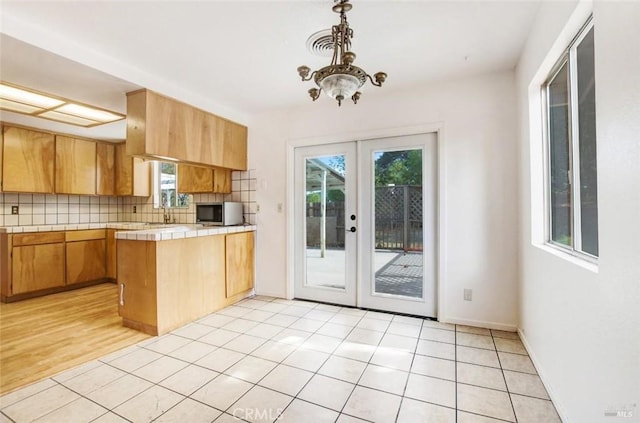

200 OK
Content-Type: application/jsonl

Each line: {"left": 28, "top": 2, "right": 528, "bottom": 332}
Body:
{"left": 0, "top": 283, "right": 151, "bottom": 395}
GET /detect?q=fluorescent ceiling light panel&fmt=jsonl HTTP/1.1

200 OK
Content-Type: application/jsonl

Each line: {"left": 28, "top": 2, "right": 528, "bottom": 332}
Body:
{"left": 0, "top": 84, "right": 64, "bottom": 108}
{"left": 0, "top": 98, "right": 42, "bottom": 114}
{"left": 55, "top": 103, "right": 123, "bottom": 123}
{"left": 0, "top": 81, "right": 125, "bottom": 127}
{"left": 39, "top": 111, "right": 100, "bottom": 127}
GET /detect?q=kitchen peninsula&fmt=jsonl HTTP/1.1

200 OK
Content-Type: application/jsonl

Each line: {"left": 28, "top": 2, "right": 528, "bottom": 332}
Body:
{"left": 116, "top": 224, "right": 255, "bottom": 335}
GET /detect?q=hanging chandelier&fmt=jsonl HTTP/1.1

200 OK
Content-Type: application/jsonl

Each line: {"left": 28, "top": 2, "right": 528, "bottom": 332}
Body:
{"left": 297, "top": 0, "right": 387, "bottom": 106}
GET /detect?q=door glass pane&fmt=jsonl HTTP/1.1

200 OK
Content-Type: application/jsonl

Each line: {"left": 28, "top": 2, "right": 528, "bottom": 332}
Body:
{"left": 373, "top": 149, "right": 423, "bottom": 298}
{"left": 305, "top": 155, "right": 346, "bottom": 289}
{"left": 547, "top": 63, "right": 572, "bottom": 247}
{"left": 577, "top": 27, "right": 598, "bottom": 256}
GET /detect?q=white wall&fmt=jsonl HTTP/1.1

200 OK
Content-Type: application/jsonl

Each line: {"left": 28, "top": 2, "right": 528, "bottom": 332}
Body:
{"left": 248, "top": 70, "right": 519, "bottom": 329}
{"left": 516, "top": 1, "right": 640, "bottom": 422}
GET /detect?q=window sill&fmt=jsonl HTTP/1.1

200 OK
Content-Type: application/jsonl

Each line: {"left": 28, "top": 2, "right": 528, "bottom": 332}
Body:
{"left": 534, "top": 243, "right": 599, "bottom": 273}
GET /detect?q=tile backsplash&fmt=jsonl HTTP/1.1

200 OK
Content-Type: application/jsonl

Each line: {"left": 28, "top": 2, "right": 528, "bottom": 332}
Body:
{"left": 0, "top": 170, "right": 257, "bottom": 227}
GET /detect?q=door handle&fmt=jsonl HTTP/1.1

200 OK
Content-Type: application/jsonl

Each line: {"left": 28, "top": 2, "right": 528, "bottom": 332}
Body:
{"left": 119, "top": 283, "right": 125, "bottom": 306}
{"left": 346, "top": 227, "right": 356, "bottom": 233}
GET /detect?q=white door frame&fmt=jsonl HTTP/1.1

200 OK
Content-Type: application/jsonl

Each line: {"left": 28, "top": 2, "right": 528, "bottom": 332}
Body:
{"left": 286, "top": 123, "right": 446, "bottom": 318}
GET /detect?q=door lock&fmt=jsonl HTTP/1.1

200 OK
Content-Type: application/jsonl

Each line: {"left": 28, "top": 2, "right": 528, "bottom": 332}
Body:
{"left": 346, "top": 227, "right": 356, "bottom": 233}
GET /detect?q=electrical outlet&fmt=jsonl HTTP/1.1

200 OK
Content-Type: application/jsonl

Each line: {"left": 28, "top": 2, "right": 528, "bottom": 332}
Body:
{"left": 464, "top": 289, "right": 472, "bottom": 301}
{"left": 11, "top": 205, "right": 19, "bottom": 215}
{"left": 256, "top": 204, "right": 260, "bottom": 212}
{"left": 133, "top": 206, "right": 137, "bottom": 213}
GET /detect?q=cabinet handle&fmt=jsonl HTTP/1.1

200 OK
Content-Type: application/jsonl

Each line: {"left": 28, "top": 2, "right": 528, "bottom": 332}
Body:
{"left": 119, "top": 283, "right": 125, "bottom": 306}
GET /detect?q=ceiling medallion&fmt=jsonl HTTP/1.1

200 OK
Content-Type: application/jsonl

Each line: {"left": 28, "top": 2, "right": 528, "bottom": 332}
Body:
{"left": 297, "top": 0, "right": 387, "bottom": 106}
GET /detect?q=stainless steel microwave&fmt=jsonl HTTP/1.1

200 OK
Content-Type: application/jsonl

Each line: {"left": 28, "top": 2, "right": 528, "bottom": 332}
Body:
{"left": 196, "top": 202, "right": 244, "bottom": 226}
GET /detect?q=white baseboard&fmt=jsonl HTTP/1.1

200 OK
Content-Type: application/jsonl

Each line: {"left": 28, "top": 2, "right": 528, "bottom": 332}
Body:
{"left": 439, "top": 316, "right": 518, "bottom": 332}
{"left": 518, "top": 328, "right": 570, "bottom": 423}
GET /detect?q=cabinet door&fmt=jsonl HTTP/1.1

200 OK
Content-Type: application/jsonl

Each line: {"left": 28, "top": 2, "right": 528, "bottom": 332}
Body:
{"left": 225, "top": 231, "right": 255, "bottom": 298}
{"left": 2, "top": 126, "right": 55, "bottom": 193}
{"left": 55, "top": 136, "right": 96, "bottom": 195}
{"left": 114, "top": 143, "right": 133, "bottom": 196}
{"left": 220, "top": 119, "right": 248, "bottom": 171}
{"left": 117, "top": 239, "right": 158, "bottom": 329}
{"left": 213, "top": 168, "right": 232, "bottom": 194}
{"left": 12, "top": 243, "right": 65, "bottom": 294}
{"left": 115, "top": 143, "right": 151, "bottom": 196}
{"left": 96, "top": 143, "right": 115, "bottom": 196}
{"left": 66, "top": 239, "right": 106, "bottom": 284}
{"left": 178, "top": 164, "right": 213, "bottom": 193}
{"left": 106, "top": 229, "right": 118, "bottom": 279}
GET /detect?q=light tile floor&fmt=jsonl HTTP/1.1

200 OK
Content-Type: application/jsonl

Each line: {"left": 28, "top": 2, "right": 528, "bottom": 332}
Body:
{"left": 0, "top": 296, "right": 562, "bottom": 423}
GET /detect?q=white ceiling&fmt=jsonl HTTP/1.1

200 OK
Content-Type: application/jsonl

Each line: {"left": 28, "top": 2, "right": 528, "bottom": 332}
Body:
{"left": 0, "top": 0, "right": 541, "bottom": 140}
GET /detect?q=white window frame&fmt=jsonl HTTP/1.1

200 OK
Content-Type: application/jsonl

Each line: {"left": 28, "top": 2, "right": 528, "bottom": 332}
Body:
{"left": 542, "top": 17, "right": 597, "bottom": 261}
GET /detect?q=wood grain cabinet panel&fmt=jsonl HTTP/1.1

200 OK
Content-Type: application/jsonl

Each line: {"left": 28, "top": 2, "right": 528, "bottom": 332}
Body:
{"left": 96, "top": 143, "right": 115, "bottom": 196}
{"left": 2, "top": 126, "right": 55, "bottom": 193}
{"left": 117, "top": 240, "right": 158, "bottom": 333}
{"left": 126, "top": 89, "right": 247, "bottom": 170}
{"left": 66, "top": 239, "right": 106, "bottom": 285}
{"left": 213, "top": 167, "right": 232, "bottom": 194}
{"left": 106, "top": 229, "right": 117, "bottom": 280}
{"left": 225, "top": 231, "right": 255, "bottom": 298}
{"left": 177, "top": 164, "right": 232, "bottom": 194}
{"left": 12, "top": 243, "right": 65, "bottom": 294}
{"left": 177, "top": 164, "right": 213, "bottom": 193}
{"left": 55, "top": 136, "right": 96, "bottom": 195}
{"left": 114, "top": 143, "right": 151, "bottom": 197}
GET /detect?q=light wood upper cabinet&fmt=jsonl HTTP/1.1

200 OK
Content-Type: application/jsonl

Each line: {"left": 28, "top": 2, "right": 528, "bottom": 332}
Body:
{"left": 55, "top": 136, "right": 96, "bottom": 195}
{"left": 178, "top": 164, "right": 213, "bottom": 193}
{"left": 114, "top": 143, "right": 151, "bottom": 197}
{"left": 65, "top": 230, "right": 106, "bottom": 285}
{"left": 177, "top": 164, "right": 231, "bottom": 194}
{"left": 213, "top": 167, "right": 232, "bottom": 194}
{"left": 10, "top": 232, "right": 65, "bottom": 295}
{"left": 225, "top": 231, "right": 255, "bottom": 298}
{"left": 2, "top": 126, "right": 55, "bottom": 193}
{"left": 219, "top": 118, "right": 248, "bottom": 171}
{"left": 127, "top": 89, "right": 247, "bottom": 170}
{"left": 96, "top": 143, "right": 116, "bottom": 196}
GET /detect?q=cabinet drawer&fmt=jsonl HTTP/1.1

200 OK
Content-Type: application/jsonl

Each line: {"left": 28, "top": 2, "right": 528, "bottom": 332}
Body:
{"left": 66, "top": 229, "right": 106, "bottom": 242}
{"left": 13, "top": 232, "right": 65, "bottom": 247}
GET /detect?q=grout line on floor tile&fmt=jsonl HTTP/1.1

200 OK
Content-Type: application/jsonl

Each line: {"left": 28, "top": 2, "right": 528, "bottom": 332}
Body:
{"left": 454, "top": 322, "right": 459, "bottom": 423}
{"left": 0, "top": 410, "right": 16, "bottom": 423}
{"left": 492, "top": 330, "right": 518, "bottom": 423}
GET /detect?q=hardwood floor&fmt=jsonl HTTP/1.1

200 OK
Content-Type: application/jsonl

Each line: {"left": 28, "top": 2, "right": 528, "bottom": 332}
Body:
{"left": 0, "top": 283, "right": 151, "bottom": 395}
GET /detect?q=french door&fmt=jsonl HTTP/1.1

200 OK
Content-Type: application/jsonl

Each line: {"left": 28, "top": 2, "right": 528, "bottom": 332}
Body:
{"left": 293, "top": 133, "right": 437, "bottom": 317}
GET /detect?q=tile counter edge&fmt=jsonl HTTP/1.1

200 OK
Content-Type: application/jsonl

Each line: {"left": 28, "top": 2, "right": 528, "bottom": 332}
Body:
{"left": 115, "top": 225, "right": 256, "bottom": 242}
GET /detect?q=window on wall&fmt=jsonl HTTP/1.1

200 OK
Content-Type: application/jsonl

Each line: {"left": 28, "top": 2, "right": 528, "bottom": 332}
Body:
{"left": 153, "top": 161, "right": 190, "bottom": 208}
{"left": 544, "top": 18, "right": 598, "bottom": 258}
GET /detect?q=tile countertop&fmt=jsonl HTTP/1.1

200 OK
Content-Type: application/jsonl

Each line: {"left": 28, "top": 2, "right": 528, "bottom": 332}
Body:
{"left": 0, "top": 222, "right": 256, "bottom": 241}
{"left": 115, "top": 224, "right": 256, "bottom": 241}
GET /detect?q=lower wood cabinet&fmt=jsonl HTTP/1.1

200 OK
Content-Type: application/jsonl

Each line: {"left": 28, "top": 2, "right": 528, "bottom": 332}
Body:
{"left": 10, "top": 232, "right": 66, "bottom": 295}
{"left": 65, "top": 230, "right": 106, "bottom": 285}
{"left": 117, "top": 230, "right": 255, "bottom": 335}
{"left": 1, "top": 229, "right": 109, "bottom": 302}
{"left": 226, "top": 231, "right": 255, "bottom": 298}
{"left": 106, "top": 229, "right": 117, "bottom": 280}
